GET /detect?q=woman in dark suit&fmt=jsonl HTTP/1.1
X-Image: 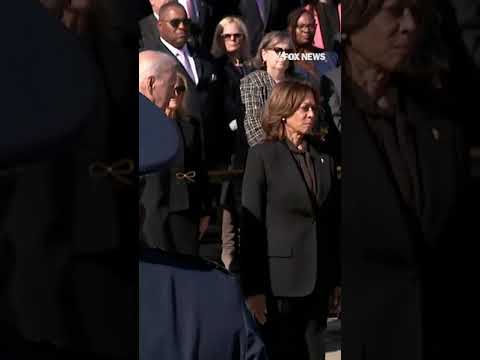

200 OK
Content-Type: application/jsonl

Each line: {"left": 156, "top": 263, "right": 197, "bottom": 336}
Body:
{"left": 342, "top": 1, "right": 471, "bottom": 359}
{"left": 241, "top": 80, "right": 340, "bottom": 360}
{"left": 161, "top": 72, "right": 211, "bottom": 255}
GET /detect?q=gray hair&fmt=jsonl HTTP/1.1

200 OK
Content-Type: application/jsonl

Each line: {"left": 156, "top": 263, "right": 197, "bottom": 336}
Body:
{"left": 138, "top": 50, "right": 177, "bottom": 87}
{"left": 253, "top": 31, "right": 295, "bottom": 72}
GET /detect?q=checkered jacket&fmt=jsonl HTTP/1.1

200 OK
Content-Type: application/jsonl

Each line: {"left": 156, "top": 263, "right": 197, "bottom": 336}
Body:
{"left": 240, "top": 70, "right": 276, "bottom": 147}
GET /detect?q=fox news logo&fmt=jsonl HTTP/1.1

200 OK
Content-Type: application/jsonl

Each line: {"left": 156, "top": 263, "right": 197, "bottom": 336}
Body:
{"left": 280, "top": 52, "right": 327, "bottom": 61}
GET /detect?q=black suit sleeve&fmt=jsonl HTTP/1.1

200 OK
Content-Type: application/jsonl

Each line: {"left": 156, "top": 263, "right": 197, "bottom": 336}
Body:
{"left": 240, "top": 146, "right": 269, "bottom": 297}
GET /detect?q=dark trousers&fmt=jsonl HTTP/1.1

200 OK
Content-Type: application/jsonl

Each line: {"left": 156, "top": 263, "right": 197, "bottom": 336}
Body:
{"left": 261, "top": 293, "right": 329, "bottom": 360}
{"left": 167, "top": 210, "right": 199, "bottom": 255}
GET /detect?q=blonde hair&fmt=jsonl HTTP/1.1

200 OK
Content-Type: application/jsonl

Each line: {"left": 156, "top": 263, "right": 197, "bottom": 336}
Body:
{"left": 210, "top": 16, "right": 251, "bottom": 60}
{"left": 167, "top": 71, "right": 189, "bottom": 119}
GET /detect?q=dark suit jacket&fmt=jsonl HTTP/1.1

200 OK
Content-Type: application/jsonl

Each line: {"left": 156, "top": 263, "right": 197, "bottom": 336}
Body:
{"left": 142, "top": 38, "right": 219, "bottom": 166}
{"left": 140, "top": 249, "right": 267, "bottom": 360}
{"left": 138, "top": 14, "right": 159, "bottom": 51}
{"left": 341, "top": 80, "right": 471, "bottom": 360}
{"left": 212, "top": 56, "right": 253, "bottom": 167}
{"left": 241, "top": 139, "right": 339, "bottom": 298}
{"left": 238, "top": 0, "right": 302, "bottom": 55}
{"left": 188, "top": 0, "right": 216, "bottom": 52}
{"left": 141, "top": 116, "right": 209, "bottom": 249}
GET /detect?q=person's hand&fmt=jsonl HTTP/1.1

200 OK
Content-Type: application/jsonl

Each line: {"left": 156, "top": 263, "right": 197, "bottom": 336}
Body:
{"left": 329, "top": 286, "right": 342, "bottom": 317}
{"left": 39, "top": 0, "right": 94, "bottom": 34}
{"left": 165, "top": 107, "right": 174, "bottom": 119}
{"left": 198, "top": 216, "right": 210, "bottom": 240}
{"left": 246, "top": 294, "right": 267, "bottom": 325}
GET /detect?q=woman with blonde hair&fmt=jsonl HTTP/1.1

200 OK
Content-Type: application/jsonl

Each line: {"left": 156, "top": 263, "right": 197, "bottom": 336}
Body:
{"left": 156, "top": 71, "right": 211, "bottom": 255}
{"left": 210, "top": 16, "right": 254, "bottom": 271}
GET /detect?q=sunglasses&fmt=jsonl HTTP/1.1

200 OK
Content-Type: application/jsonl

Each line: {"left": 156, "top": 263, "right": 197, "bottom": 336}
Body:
{"left": 221, "top": 33, "right": 244, "bottom": 41}
{"left": 174, "top": 85, "right": 186, "bottom": 96}
{"left": 163, "top": 18, "right": 192, "bottom": 29}
{"left": 270, "top": 47, "right": 294, "bottom": 56}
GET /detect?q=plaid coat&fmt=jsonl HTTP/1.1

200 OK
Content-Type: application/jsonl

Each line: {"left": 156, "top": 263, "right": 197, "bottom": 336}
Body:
{"left": 240, "top": 70, "right": 276, "bottom": 147}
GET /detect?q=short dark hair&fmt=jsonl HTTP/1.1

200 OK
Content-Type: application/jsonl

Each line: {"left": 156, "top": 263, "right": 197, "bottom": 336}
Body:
{"left": 157, "top": 1, "right": 185, "bottom": 20}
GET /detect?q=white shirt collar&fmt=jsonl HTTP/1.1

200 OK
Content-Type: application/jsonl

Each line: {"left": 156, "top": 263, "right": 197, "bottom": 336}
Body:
{"left": 153, "top": 12, "right": 159, "bottom": 21}
{"left": 160, "top": 37, "right": 189, "bottom": 58}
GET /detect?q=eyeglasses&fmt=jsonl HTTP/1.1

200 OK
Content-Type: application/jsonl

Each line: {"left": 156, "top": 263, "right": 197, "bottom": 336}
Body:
{"left": 299, "top": 104, "right": 326, "bottom": 117}
{"left": 174, "top": 85, "right": 186, "bottom": 96}
{"left": 298, "top": 104, "right": 320, "bottom": 114}
{"left": 162, "top": 18, "right": 192, "bottom": 29}
{"left": 296, "top": 24, "right": 316, "bottom": 31}
{"left": 221, "top": 33, "right": 244, "bottom": 41}
{"left": 270, "top": 47, "right": 294, "bottom": 56}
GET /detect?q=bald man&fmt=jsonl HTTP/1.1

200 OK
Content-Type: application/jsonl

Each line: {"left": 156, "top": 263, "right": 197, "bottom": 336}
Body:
{"left": 139, "top": 50, "right": 178, "bottom": 110}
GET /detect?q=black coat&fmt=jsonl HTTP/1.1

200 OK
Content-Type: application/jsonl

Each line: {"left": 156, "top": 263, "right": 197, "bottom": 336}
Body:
{"left": 237, "top": 0, "right": 302, "bottom": 55}
{"left": 138, "top": 14, "right": 159, "bottom": 50}
{"left": 240, "top": 139, "right": 339, "bottom": 298}
{"left": 212, "top": 56, "right": 253, "bottom": 167}
{"left": 141, "top": 116, "right": 209, "bottom": 249}
{"left": 143, "top": 39, "right": 219, "bottom": 166}
{"left": 341, "top": 82, "right": 471, "bottom": 360}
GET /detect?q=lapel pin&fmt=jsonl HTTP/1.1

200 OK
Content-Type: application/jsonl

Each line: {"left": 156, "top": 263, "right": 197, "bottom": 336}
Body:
{"left": 432, "top": 128, "right": 440, "bottom": 141}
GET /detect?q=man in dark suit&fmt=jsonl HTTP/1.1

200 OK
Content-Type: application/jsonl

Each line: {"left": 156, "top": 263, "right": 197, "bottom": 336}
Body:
{"left": 177, "top": 0, "right": 216, "bottom": 51}
{"left": 139, "top": 50, "right": 183, "bottom": 249}
{"left": 237, "top": 0, "right": 302, "bottom": 55}
{"left": 141, "top": 2, "right": 220, "bottom": 168}
{"left": 139, "top": 0, "right": 176, "bottom": 51}
{"left": 139, "top": 50, "right": 210, "bottom": 255}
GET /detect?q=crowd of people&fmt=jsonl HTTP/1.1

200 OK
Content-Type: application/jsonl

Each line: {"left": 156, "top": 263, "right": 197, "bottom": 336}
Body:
{"left": 139, "top": 0, "right": 480, "bottom": 360}
{"left": 138, "top": 1, "right": 342, "bottom": 359}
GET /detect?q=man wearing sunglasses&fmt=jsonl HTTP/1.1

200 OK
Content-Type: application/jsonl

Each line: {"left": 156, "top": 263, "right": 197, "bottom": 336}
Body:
{"left": 139, "top": 0, "right": 178, "bottom": 50}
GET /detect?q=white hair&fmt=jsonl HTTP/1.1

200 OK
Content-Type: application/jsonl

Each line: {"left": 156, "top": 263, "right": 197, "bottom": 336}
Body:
{"left": 138, "top": 50, "right": 177, "bottom": 87}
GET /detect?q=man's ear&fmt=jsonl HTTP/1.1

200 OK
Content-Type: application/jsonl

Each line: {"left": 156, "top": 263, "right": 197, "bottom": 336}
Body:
{"left": 147, "top": 76, "right": 156, "bottom": 98}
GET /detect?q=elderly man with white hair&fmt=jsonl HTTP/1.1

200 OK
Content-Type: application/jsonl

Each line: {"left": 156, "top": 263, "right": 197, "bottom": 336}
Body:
{"left": 139, "top": 50, "right": 210, "bottom": 255}
{"left": 139, "top": 50, "right": 178, "bottom": 110}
